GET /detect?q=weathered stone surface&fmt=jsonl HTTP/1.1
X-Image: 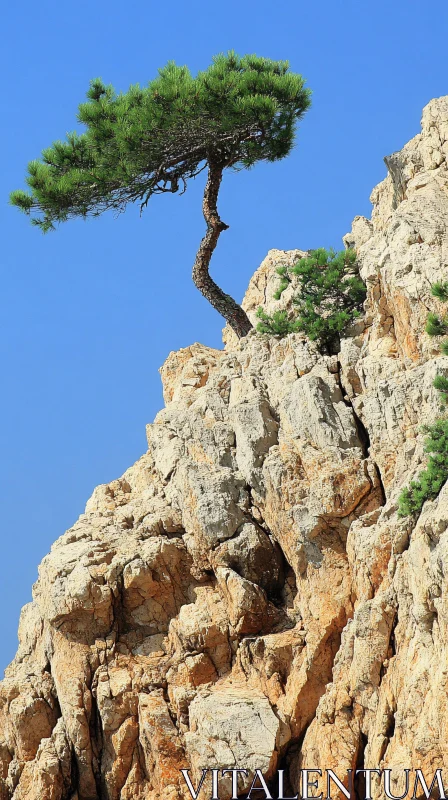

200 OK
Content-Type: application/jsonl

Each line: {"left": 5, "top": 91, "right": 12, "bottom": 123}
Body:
{"left": 184, "top": 687, "right": 288, "bottom": 799}
{"left": 2, "top": 96, "right": 448, "bottom": 799}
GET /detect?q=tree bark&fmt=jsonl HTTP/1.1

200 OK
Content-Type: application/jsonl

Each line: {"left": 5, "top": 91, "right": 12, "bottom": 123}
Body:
{"left": 192, "top": 162, "right": 253, "bottom": 339}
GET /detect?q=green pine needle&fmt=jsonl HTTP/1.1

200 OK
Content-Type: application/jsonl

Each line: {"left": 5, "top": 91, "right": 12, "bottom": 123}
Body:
{"left": 432, "top": 282, "right": 448, "bottom": 303}
{"left": 426, "top": 313, "right": 448, "bottom": 337}
{"left": 10, "top": 52, "right": 311, "bottom": 230}
{"left": 256, "top": 307, "right": 301, "bottom": 336}
{"left": 399, "top": 286, "right": 448, "bottom": 517}
{"left": 257, "top": 247, "right": 365, "bottom": 353}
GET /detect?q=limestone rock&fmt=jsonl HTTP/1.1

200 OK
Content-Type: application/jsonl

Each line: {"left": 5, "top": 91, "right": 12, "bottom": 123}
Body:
{"left": 184, "top": 688, "right": 288, "bottom": 800}
{"left": 2, "top": 96, "right": 448, "bottom": 799}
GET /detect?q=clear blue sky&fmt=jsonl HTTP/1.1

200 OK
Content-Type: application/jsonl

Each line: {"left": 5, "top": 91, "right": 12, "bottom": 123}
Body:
{"left": 1, "top": 0, "right": 447, "bottom": 673}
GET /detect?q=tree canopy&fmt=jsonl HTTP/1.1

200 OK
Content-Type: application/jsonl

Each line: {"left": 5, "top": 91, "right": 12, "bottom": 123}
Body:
{"left": 11, "top": 52, "right": 311, "bottom": 232}
{"left": 11, "top": 52, "right": 311, "bottom": 337}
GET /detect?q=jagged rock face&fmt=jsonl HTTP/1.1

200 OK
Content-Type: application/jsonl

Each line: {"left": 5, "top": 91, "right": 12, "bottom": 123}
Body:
{"left": 1, "top": 96, "right": 448, "bottom": 800}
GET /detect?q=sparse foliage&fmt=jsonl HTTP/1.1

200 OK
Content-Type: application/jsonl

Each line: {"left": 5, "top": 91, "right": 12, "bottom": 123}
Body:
{"left": 398, "top": 420, "right": 448, "bottom": 516}
{"left": 399, "top": 283, "right": 448, "bottom": 517}
{"left": 257, "top": 247, "right": 366, "bottom": 352}
{"left": 256, "top": 308, "right": 301, "bottom": 336}
{"left": 10, "top": 52, "right": 311, "bottom": 338}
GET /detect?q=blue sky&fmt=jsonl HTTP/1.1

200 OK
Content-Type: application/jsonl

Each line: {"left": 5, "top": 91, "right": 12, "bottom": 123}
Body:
{"left": 1, "top": 0, "right": 447, "bottom": 672}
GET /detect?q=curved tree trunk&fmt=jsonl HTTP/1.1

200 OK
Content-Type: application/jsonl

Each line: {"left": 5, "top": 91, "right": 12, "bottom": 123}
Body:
{"left": 192, "top": 162, "right": 253, "bottom": 339}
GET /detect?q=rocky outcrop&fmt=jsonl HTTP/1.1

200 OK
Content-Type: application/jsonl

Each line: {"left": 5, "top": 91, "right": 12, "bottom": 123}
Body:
{"left": 1, "top": 96, "right": 448, "bottom": 800}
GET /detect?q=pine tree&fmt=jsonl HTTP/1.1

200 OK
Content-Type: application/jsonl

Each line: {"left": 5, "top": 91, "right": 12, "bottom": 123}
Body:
{"left": 10, "top": 52, "right": 311, "bottom": 338}
{"left": 256, "top": 248, "right": 366, "bottom": 353}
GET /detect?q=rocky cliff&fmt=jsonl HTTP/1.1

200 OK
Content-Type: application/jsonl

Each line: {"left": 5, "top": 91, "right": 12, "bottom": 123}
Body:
{"left": 1, "top": 96, "right": 448, "bottom": 800}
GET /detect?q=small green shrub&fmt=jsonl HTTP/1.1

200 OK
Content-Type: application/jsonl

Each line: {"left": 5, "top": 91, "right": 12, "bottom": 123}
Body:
{"left": 256, "top": 247, "right": 366, "bottom": 353}
{"left": 398, "top": 420, "right": 448, "bottom": 516}
{"left": 398, "top": 282, "right": 448, "bottom": 517}
{"left": 433, "top": 374, "right": 448, "bottom": 404}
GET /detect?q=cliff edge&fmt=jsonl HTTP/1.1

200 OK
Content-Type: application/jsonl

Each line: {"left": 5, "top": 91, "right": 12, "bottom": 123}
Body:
{"left": 1, "top": 96, "right": 448, "bottom": 800}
